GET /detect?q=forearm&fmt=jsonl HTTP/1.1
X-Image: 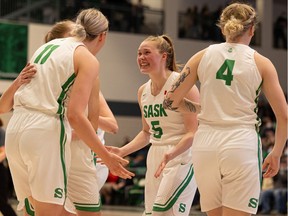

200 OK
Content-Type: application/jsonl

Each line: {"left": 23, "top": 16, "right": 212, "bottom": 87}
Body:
{"left": 98, "top": 116, "right": 118, "bottom": 134}
{"left": 69, "top": 114, "right": 110, "bottom": 161}
{"left": 121, "top": 130, "right": 150, "bottom": 157}
{"left": 0, "top": 80, "right": 19, "bottom": 113}
{"left": 0, "top": 63, "right": 37, "bottom": 114}
{"left": 166, "top": 132, "right": 194, "bottom": 161}
{"left": 272, "top": 119, "right": 288, "bottom": 157}
{"left": 163, "top": 96, "right": 200, "bottom": 114}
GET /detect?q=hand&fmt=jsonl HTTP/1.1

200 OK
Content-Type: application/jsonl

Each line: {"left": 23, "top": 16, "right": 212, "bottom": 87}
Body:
{"left": 97, "top": 146, "right": 123, "bottom": 165}
{"left": 15, "top": 63, "right": 37, "bottom": 87}
{"left": 105, "top": 145, "right": 122, "bottom": 156}
{"left": 104, "top": 153, "right": 135, "bottom": 179}
{"left": 262, "top": 151, "right": 281, "bottom": 178}
{"left": 154, "top": 153, "right": 170, "bottom": 178}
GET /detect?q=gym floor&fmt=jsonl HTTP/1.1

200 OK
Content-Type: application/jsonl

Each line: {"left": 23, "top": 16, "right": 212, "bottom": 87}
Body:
{"left": 2, "top": 199, "right": 276, "bottom": 216}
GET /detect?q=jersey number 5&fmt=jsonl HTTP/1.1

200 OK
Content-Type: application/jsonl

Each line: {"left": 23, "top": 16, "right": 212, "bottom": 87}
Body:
{"left": 151, "top": 120, "right": 163, "bottom": 139}
{"left": 216, "top": 59, "right": 235, "bottom": 86}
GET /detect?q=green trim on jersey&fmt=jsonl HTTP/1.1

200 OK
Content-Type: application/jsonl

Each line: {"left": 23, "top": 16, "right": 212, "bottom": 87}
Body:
{"left": 24, "top": 198, "right": 35, "bottom": 216}
{"left": 254, "top": 81, "right": 263, "bottom": 132}
{"left": 257, "top": 133, "right": 262, "bottom": 186}
{"left": 74, "top": 201, "right": 101, "bottom": 212}
{"left": 152, "top": 165, "right": 194, "bottom": 212}
{"left": 59, "top": 115, "right": 68, "bottom": 197}
{"left": 57, "top": 73, "right": 76, "bottom": 116}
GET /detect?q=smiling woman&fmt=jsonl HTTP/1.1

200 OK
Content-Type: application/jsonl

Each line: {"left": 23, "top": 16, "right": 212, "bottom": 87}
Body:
{"left": 107, "top": 34, "right": 200, "bottom": 216}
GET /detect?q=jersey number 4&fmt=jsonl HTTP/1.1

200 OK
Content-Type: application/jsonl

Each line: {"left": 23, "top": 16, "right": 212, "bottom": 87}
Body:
{"left": 216, "top": 59, "right": 235, "bottom": 86}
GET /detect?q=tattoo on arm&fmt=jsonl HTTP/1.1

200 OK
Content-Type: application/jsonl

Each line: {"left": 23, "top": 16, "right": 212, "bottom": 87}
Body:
{"left": 163, "top": 67, "right": 191, "bottom": 111}
{"left": 170, "top": 67, "right": 191, "bottom": 93}
{"left": 163, "top": 97, "right": 179, "bottom": 111}
{"left": 184, "top": 99, "right": 196, "bottom": 112}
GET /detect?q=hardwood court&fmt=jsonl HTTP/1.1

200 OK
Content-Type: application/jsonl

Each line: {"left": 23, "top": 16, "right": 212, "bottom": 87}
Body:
{"left": 3, "top": 200, "right": 274, "bottom": 216}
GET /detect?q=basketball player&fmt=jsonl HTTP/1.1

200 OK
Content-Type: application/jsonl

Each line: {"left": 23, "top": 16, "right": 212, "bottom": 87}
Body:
{"left": 162, "top": 3, "right": 288, "bottom": 216}
{"left": 44, "top": 19, "right": 120, "bottom": 216}
{"left": 5, "top": 8, "right": 133, "bottom": 216}
{"left": 2, "top": 19, "right": 120, "bottom": 216}
{"left": 108, "top": 35, "right": 199, "bottom": 216}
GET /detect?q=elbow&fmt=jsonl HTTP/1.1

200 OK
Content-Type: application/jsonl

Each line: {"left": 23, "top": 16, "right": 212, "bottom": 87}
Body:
{"left": 276, "top": 110, "right": 288, "bottom": 128}
{"left": 108, "top": 122, "right": 119, "bottom": 134}
{"left": 67, "top": 110, "right": 81, "bottom": 129}
{"left": 111, "top": 124, "right": 119, "bottom": 134}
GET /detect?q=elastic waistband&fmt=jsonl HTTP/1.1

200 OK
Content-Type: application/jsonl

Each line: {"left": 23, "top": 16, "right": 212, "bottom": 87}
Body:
{"left": 13, "top": 107, "right": 60, "bottom": 118}
{"left": 198, "top": 124, "right": 256, "bottom": 130}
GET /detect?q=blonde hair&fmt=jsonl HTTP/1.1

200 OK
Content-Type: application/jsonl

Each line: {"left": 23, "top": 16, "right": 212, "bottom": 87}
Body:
{"left": 217, "top": 2, "right": 258, "bottom": 42}
{"left": 45, "top": 20, "right": 75, "bottom": 43}
{"left": 144, "top": 35, "right": 180, "bottom": 72}
{"left": 71, "top": 8, "right": 109, "bottom": 42}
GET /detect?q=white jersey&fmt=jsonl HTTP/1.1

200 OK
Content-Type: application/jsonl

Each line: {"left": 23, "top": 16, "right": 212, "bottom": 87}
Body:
{"left": 97, "top": 128, "right": 105, "bottom": 144}
{"left": 141, "top": 72, "right": 196, "bottom": 215}
{"left": 13, "top": 38, "right": 84, "bottom": 116}
{"left": 141, "top": 72, "right": 186, "bottom": 146}
{"left": 197, "top": 43, "right": 262, "bottom": 128}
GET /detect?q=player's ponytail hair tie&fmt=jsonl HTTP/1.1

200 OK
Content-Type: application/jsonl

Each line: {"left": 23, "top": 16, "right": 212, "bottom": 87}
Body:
{"left": 70, "top": 23, "right": 86, "bottom": 41}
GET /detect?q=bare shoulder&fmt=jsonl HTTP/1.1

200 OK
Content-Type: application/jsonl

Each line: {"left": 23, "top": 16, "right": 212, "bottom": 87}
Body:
{"left": 254, "top": 52, "right": 275, "bottom": 77}
{"left": 184, "top": 48, "right": 207, "bottom": 73}
{"left": 137, "top": 83, "right": 146, "bottom": 98}
{"left": 74, "top": 45, "right": 97, "bottom": 62}
{"left": 189, "top": 48, "right": 207, "bottom": 62}
{"left": 74, "top": 45, "right": 99, "bottom": 74}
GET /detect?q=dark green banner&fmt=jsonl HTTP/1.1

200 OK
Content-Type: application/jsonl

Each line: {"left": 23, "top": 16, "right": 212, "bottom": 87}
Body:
{"left": 0, "top": 22, "right": 28, "bottom": 79}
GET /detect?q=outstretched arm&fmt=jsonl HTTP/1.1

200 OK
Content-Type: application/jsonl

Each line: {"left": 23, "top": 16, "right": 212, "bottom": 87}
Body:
{"left": 107, "top": 84, "right": 151, "bottom": 158}
{"left": 155, "top": 85, "right": 200, "bottom": 177}
{"left": 68, "top": 46, "right": 134, "bottom": 179}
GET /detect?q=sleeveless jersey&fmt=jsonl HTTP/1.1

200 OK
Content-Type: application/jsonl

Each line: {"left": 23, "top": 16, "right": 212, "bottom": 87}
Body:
{"left": 13, "top": 38, "right": 84, "bottom": 116}
{"left": 197, "top": 43, "right": 262, "bottom": 127}
{"left": 141, "top": 72, "right": 186, "bottom": 146}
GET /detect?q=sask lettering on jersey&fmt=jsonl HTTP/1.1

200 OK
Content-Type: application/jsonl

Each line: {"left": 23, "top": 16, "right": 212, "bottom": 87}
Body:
{"left": 143, "top": 104, "right": 167, "bottom": 118}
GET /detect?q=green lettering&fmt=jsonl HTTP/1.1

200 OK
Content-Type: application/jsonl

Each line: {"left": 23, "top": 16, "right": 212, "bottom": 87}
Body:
{"left": 54, "top": 188, "right": 63, "bottom": 199}
{"left": 144, "top": 104, "right": 168, "bottom": 118}
{"left": 143, "top": 105, "right": 148, "bottom": 118}
{"left": 179, "top": 203, "right": 186, "bottom": 213}
{"left": 248, "top": 198, "right": 258, "bottom": 208}
{"left": 147, "top": 105, "right": 153, "bottom": 118}
{"left": 154, "top": 104, "right": 160, "bottom": 117}
{"left": 159, "top": 104, "right": 167, "bottom": 117}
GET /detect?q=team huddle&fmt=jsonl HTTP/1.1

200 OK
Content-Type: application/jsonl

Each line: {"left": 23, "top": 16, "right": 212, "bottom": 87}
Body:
{"left": 0, "top": 2, "right": 287, "bottom": 216}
